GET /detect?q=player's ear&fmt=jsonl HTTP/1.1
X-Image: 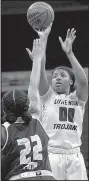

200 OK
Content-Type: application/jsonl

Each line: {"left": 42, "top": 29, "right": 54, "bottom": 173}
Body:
{"left": 69, "top": 79, "right": 73, "bottom": 86}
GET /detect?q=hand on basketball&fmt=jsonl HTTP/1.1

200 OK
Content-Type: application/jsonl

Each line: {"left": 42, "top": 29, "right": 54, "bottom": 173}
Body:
{"left": 35, "top": 23, "right": 52, "bottom": 37}
{"left": 34, "top": 23, "right": 52, "bottom": 48}
{"left": 26, "top": 38, "right": 45, "bottom": 61}
{"left": 59, "top": 28, "right": 76, "bottom": 54}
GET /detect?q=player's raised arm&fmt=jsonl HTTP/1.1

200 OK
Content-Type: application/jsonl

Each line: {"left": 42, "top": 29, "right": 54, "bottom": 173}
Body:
{"left": 59, "top": 28, "right": 88, "bottom": 102}
{"left": 26, "top": 38, "right": 45, "bottom": 116}
{"left": 34, "top": 24, "right": 52, "bottom": 96}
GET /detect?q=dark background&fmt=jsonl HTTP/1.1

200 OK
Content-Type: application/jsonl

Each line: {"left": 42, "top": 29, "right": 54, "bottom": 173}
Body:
{"left": 1, "top": 10, "right": 88, "bottom": 71}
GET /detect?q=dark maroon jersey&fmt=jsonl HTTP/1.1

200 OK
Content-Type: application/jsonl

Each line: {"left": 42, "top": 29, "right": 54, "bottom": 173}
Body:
{"left": 1, "top": 118, "right": 51, "bottom": 180}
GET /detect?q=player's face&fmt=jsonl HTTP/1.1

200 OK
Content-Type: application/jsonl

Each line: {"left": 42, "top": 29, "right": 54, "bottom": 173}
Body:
{"left": 52, "top": 69, "right": 73, "bottom": 94}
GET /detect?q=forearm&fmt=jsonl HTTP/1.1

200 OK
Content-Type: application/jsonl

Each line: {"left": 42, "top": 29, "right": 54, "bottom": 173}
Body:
{"left": 66, "top": 51, "right": 88, "bottom": 83}
{"left": 41, "top": 52, "right": 46, "bottom": 69}
{"left": 28, "top": 57, "right": 41, "bottom": 110}
{"left": 28, "top": 57, "right": 42, "bottom": 115}
{"left": 29, "top": 58, "right": 42, "bottom": 89}
{"left": 39, "top": 52, "right": 49, "bottom": 95}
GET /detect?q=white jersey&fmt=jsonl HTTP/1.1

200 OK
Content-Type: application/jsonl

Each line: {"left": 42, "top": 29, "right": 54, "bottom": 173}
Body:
{"left": 40, "top": 87, "right": 86, "bottom": 150}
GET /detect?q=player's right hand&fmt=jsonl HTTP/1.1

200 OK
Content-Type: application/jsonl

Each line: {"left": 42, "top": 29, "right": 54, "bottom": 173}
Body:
{"left": 34, "top": 23, "right": 52, "bottom": 49}
{"left": 35, "top": 23, "right": 52, "bottom": 37}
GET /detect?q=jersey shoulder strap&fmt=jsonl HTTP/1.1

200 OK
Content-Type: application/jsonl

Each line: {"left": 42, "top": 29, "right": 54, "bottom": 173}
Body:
{"left": 70, "top": 90, "right": 86, "bottom": 108}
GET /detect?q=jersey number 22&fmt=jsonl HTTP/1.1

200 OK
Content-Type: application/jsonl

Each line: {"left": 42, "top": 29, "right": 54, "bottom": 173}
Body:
{"left": 17, "top": 134, "right": 42, "bottom": 165}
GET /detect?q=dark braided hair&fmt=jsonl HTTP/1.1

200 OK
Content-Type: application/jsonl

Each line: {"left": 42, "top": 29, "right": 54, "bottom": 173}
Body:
{"left": 52, "top": 66, "right": 76, "bottom": 93}
{"left": 2, "top": 90, "right": 32, "bottom": 124}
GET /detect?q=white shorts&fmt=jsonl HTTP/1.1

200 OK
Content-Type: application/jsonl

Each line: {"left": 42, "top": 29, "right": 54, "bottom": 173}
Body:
{"left": 48, "top": 147, "right": 88, "bottom": 180}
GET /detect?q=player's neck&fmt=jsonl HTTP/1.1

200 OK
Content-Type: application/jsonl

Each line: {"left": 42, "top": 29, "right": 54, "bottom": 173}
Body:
{"left": 57, "top": 89, "right": 70, "bottom": 96}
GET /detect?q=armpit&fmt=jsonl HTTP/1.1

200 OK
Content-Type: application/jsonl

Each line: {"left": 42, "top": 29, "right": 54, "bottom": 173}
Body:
{"left": 40, "top": 86, "right": 53, "bottom": 102}
{"left": 28, "top": 95, "right": 41, "bottom": 114}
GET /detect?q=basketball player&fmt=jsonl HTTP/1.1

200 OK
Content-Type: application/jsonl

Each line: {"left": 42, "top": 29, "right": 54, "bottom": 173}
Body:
{"left": 1, "top": 39, "right": 56, "bottom": 180}
{"left": 27, "top": 25, "right": 88, "bottom": 180}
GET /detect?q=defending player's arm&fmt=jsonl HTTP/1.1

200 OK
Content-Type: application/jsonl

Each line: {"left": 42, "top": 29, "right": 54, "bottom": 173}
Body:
{"left": 59, "top": 28, "right": 88, "bottom": 102}
{"left": 1, "top": 122, "right": 10, "bottom": 150}
{"left": 26, "top": 39, "right": 45, "bottom": 117}
{"left": 1, "top": 125, "right": 7, "bottom": 149}
{"left": 34, "top": 24, "right": 52, "bottom": 96}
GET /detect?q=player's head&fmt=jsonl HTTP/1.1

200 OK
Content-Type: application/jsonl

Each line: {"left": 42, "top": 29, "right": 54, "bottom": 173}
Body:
{"left": 2, "top": 90, "right": 31, "bottom": 124}
{"left": 52, "top": 66, "right": 75, "bottom": 94}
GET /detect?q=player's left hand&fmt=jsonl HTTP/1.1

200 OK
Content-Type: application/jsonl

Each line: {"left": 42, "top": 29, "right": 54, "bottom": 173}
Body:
{"left": 59, "top": 28, "right": 76, "bottom": 54}
{"left": 26, "top": 38, "right": 45, "bottom": 61}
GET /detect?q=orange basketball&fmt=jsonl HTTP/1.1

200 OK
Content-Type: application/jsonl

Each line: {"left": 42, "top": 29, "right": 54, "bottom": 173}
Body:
{"left": 27, "top": 1, "right": 54, "bottom": 30}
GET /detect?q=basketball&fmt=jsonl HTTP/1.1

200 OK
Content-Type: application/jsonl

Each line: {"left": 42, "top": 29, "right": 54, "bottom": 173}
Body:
{"left": 27, "top": 1, "right": 54, "bottom": 30}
